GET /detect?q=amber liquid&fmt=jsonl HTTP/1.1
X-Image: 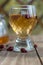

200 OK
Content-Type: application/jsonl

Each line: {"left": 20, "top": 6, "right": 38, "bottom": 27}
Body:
{"left": 0, "top": 36, "right": 9, "bottom": 45}
{"left": 9, "top": 14, "right": 37, "bottom": 38}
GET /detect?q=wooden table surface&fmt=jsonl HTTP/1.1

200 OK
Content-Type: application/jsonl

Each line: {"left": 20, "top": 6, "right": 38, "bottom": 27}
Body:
{"left": 0, "top": 35, "right": 43, "bottom": 65}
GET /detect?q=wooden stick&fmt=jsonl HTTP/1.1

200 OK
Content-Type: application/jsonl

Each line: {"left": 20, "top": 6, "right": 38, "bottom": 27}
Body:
{"left": 34, "top": 45, "right": 43, "bottom": 65}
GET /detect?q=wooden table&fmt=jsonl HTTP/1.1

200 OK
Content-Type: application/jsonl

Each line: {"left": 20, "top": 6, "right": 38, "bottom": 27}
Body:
{"left": 0, "top": 35, "right": 43, "bottom": 65}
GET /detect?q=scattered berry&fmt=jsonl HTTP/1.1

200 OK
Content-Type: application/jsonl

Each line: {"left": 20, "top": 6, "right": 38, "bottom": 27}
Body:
{"left": 7, "top": 46, "right": 13, "bottom": 51}
{"left": 34, "top": 44, "right": 37, "bottom": 48}
{"left": 35, "top": 16, "right": 37, "bottom": 19}
{"left": 25, "top": 14, "right": 30, "bottom": 19}
{"left": 0, "top": 45, "right": 4, "bottom": 49}
{"left": 21, "top": 48, "right": 27, "bottom": 53}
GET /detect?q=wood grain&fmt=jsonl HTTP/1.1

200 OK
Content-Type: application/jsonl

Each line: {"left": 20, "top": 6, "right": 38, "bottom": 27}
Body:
{"left": 0, "top": 35, "right": 43, "bottom": 65}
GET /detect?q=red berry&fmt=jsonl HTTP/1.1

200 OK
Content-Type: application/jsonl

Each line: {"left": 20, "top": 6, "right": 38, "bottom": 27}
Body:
{"left": 21, "top": 48, "right": 27, "bottom": 53}
{"left": 0, "top": 45, "right": 4, "bottom": 49}
{"left": 25, "top": 14, "right": 30, "bottom": 19}
{"left": 35, "top": 16, "right": 37, "bottom": 19}
{"left": 34, "top": 44, "right": 37, "bottom": 48}
{"left": 7, "top": 46, "right": 13, "bottom": 51}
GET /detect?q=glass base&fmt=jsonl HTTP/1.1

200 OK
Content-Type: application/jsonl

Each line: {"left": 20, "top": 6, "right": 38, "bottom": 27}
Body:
{"left": 14, "top": 37, "right": 34, "bottom": 52}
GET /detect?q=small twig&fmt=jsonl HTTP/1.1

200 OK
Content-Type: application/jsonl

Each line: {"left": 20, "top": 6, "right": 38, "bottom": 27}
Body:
{"left": 34, "top": 45, "right": 43, "bottom": 65}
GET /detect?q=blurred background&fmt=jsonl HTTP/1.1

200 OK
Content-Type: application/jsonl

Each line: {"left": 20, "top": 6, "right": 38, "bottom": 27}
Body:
{"left": 0, "top": 0, "right": 43, "bottom": 35}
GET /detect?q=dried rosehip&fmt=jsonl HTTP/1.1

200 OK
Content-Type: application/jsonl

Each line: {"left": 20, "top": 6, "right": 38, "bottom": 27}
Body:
{"left": 7, "top": 46, "right": 13, "bottom": 51}
{"left": 0, "top": 45, "right": 4, "bottom": 49}
{"left": 35, "top": 16, "right": 37, "bottom": 19}
{"left": 21, "top": 48, "right": 27, "bottom": 53}
{"left": 34, "top": 44, "right": 37, "bottom": 48}
{"left": 25, "top": 14, "right": 30, "bottom": 19}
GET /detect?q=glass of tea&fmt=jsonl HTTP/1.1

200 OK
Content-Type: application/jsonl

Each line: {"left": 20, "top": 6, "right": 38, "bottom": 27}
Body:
{"left": 0, "top": 14, "right": 9, "bottom": 45}
{"left": 9, "top": 5, "right": 37, "bottom": 52}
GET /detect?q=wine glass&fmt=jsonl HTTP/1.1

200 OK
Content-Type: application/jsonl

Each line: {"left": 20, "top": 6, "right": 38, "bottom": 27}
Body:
{"left": 9, "top": 5, "right": 37, "bottom": 52}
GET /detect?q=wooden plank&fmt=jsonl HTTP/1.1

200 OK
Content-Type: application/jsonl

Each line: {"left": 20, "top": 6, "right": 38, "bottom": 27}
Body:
{"left": 0, "top": 52, "right": 41, "bottom": 65}
{"left": 0, "top": 35, "right": 43, "bottom": 65}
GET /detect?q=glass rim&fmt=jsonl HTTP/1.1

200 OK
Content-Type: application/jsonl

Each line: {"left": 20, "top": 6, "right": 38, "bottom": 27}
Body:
{"left": 11, "top": 5, "right": 36, "bottom": 10}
